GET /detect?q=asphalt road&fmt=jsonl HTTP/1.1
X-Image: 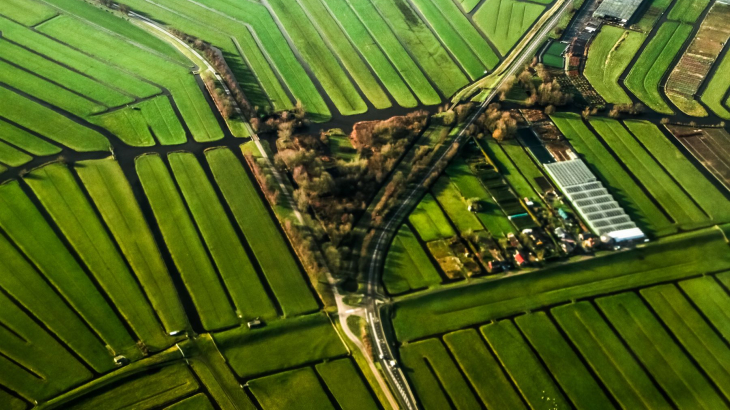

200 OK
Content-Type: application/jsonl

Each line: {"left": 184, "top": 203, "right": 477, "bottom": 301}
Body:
{"left": 363, "top": 1, "right": 575, "bottom": 408}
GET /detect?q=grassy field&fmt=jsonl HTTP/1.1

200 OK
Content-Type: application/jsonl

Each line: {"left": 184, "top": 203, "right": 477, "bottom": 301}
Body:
{"left": 624, "top": 120, "right": 730, "bottom": 222}
{"left": 370, "top": 0, "right": 468, "bottom": 97}
{"left": 666, "top": 0, "right": 711, "bottom": 22}
{"left": 296, "top": 0, "right": 391, "bottom": 110}
{"left": 701, "top": 51, "right": 730, "bottom": 119}
{"left": 458, "top": 0, "right": 481, "bottom": 12}
{"left": 551, "top": 113, "right": 673, "bottom": 236}
{"left": 442, "top": 330, "right": 525, "bottom": 409}
{"left": 679, "top": 276, "right": 730, "bottom": 343}
{"left": 168, "top": 152, "right": 277, "bottom": 320}
{"left": 624, "top": 22, "right": 692, "bottom": 114}
{"left": 267, "top": 0, "right": 369, "bottom": 115}
{"left": 552, "top": 302, "right": 672, "bottom": 409}
{"left": 400, "top": 339, "right": 481, "bottom": 409}
{"left": 92, "top": 97, "right": 187, "bottom": 146}
{"left": 640, "top": 284, "right": 730, "bottom": 398}
{"left": 589, "top": 118, "right": 708, "bottom": 227}
{"left": 392, "top": 226, "right": 730, "bottom": 341}
{"left": 213, "top": 313, "right": 347, "bottom": 380}
{"left": 136, "top": 153, "right": 238, "bottom": 331}
{"left": 410, "top": 0, "right": 498, "bottom": 77}
{"left": 76, "top": 158, "right": 189, "bottom": 334}
{"left": 26, "top": 163, "right": 172, "bottom": 352}
{"left": 206, "top": 148, "right": 318, "bottom": 316}
{"left": 480, "top": 139, "right": 542, "bottom": 205}
{"left": 0, "top": 141, "right": 32, "bottom": 168}
{"left": 444, "top": 157, "right": 515, "bottom": 237}
{"left": 65, "top": 364, "right": 199, "bottom": 410}
{"left": 473, "top": 0, "right": 545, "bottom": 55}
{"left": 0, "top": 272, "right": 94, "bottom": 402}
{"left": 3, "top": 0, "right": 57, "bottom": 26}
{"left": 597, "top": 293, "right": 727, "bottom": 409}
{"left": 249, "top": 368, "right": 335, "bottom": 410}
{"left": 584, "top": 26, "right": 645, "bottom": 104}
{"left": 164, "top": 394, "right": 214, "bottom": 410}
{"left": 409, "top": 193, "right": 456, "bottom": 242}
{"left": 315, "top": 359, "right": 380, "bottom": 410}
{"left": 481, "top": 320, "right": 570, "bottom": 409}
{"left": 634, "top": 0, "right": 673, "bottom": 31}
{"left": 0, "top": 181, "right": 141, "bottom": 359}
{"left": 319, "top": 0, "right": 418, "bottom": 108}
{"left": 432, "top": 176, "right": 485, "bottom": 233}
{"left": 515, "top": 312, "right": 614, "bottom": 410}
{"left": 383, "top": 225, "right": 441, "bottom": 295}
{"left": 344, "top": 0, "right": 441, "bottom": 105}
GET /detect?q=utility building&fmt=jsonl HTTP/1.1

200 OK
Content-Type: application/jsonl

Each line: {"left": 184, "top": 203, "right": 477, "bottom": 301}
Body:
{"left": 544, "top": 159, "right": 645, "bottom": 244}
{"left": 593, "top": 0, "right": 645, "bottom": 25}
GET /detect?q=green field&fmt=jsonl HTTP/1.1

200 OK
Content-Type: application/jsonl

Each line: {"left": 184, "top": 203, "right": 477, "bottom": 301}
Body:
{"left": 400, "top": 339, "right": 481, "bottom": 409}
{"left": 634, "top": 0, "right": 673, "bottom": 31}
{"left": 214, "top": 313, "right": 347, "bottom": 380}
{"left": 679, "top": 276, "right": 730, "bottom": 343}
{"left": 624, "top": 120, "right": 730, "bottom": 222}
{"left": 624, "top": 22, "right": 692, "bottom": 114}
{"left": 444, "top": 157, "right": 515, "bottom": 237}
{"left": 206, "top": 148, "right": 318, "bottom": 316}
{"left": 76, "top": 158, "right": 189, "bottom": 334}
{"left": 136, "top": 153, "right": 238, "bottom": 331}
{"left": 26, "top": 163, "right": 173, "bottom": 352}
{"left": 584, "top": 26, "right": 645, "bottom": 104}
{"left": 551, "top": 113, "right": 674, "bottom": 236}
{"left": 597, "top": 293, "right": 727, "bottom": 409}
{"left": 383, "top": 225, "right": 442, "bottom": 295}
{"left": 473, "top": 0, "right": 545, "bottom": 55}
{"left": 3, "top": 0, "right": 57, "bottom": 26}
{"left": 589, "top": 118, "right": 708, "bottom": 227}
{"left": 409, "top": 193, "right": 457, "bottom": 242}
{"left": 164, "top": 394, "right": 215, "bottom": 410}
{"left": 392, "top": 226, "right": 730, "bottom": 341}
{"left": 432, "top": 175, "right": 485, "bottom": 233}
{"left": 667, "top": 0, "right": 711, "bottom": 22}
{"left": 701, "top": 51, "right": 730, "bottom": 119}
{"left": 315, "top": 359, "right": 380, "bottom": 410}
{"left": 249, "top": 368, "right": 335, "bottom": 410}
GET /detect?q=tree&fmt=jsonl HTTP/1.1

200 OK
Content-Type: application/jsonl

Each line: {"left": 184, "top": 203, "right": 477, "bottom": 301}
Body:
{"left": 544, "top": 105, "right": 556, "bottom": 115}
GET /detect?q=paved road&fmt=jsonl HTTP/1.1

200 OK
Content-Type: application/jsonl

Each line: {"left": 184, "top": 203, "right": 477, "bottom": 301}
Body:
{"left": 363, "top": 1, "right": 575, "bottom": 408}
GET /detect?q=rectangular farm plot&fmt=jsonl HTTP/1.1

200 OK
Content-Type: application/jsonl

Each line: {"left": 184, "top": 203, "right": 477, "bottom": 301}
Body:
{"left": 640, "top": 284, "right": 730, "bottom": 399}
{"left": 249, "top": 367, "right": 335, "bottom": 410}
{"left": 442, "top": 329, "right": 526, "bottom": 409}
{"left": 473, "top": 0, "right": 545, "bottom": 55}
{"left": 75, "top": 158, "right": 188, "bottom": 334}
{"left": 0, "top": 181, "right": 141, "bottom": 361}
{"left": 64, "top": 364, "right": 199, "bottom": 410}
{"left": 383, "top": 225, "right": 442, "bottom": 295}
{"left": 515, "top": 312, "right": 614, "bottom": 410}
{"left": 551, "top": 113, "right": 674, "bottom": 236}
{"left": 136, "top": 153, "right": 238, "bottom": 331}
{"left": 25, "top": 163, "right": 174, "bottom": 353}
{"left": 597, "top": 293, "right": 728, "bottom": 410}
{"left": 667, "top": 0, "right": 711, "bottom": 23}
{"left": 589, "top": 118, "right": 708, "bottom": 227}
{"left": 665, "top": 125, "right": 730, "bottom": 190}
{"left": 168, "top": 152, "right": 276, "bottom": 321}
{"left": 213, "top": 313, "right": 347, "bottom": 380}
{"left": 315, "top": 359, "right": 380, "bottom": 410}
{"left": 91, "top": 96, "right": 187, "bottom": 147}
{"left": 0, "top": 140, "right": 32, "bottom": 168}
{"left": 432, "top": 176, "right": 484, "bottom": 233}
{"left": 409, "top": 193, "right": 456, "bottom": 242}
{"left": 370, "top": 0, "right": 468, "bottom": 97}
{"left": 400, "top": 339, "right": 481, "bottom": 410}
{"left": 207, "top": 147, "right": 318, "bottom": 316}
{"left": 164, "top": 394, "right": 214, "bottom": 410}
{"left": 584, "top": 26, "right": 645, "bottom": 104}
{"left": 679, "top": 276, "right": 730, "bottom": 344}
{"left": 0, "top": 290, "right": 93, "bottom": 402}
{"left": 624, "top": 120, "right": 730, "bottom": 222}
{"left": 702, "top": 50, "right": 730, "bottom": 119}
{"left": 551, "top": 302, "right": 672, "bottom": 410}
{"left": 2, "top": 0, "right": 57, "bottom": 26}
{"left": 480, "top": 320, "right": 571, "bottom": 410}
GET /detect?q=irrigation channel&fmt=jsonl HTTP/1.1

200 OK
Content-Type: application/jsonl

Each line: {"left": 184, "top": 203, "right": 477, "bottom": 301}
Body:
{"left": 363, "top": 0, "right": 576, "bottom": 407}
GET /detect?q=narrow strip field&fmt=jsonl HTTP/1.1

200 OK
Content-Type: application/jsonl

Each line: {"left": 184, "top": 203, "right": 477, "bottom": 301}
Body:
{"left": 473, "top": 0, "right": 545, "bottom": 55}
{"left": 383, "top": 225, "right": 441, "bottom": 295}
{"left": 249, "top": 368, "right": 335, "bottom": 410}
{"left": 432, "top": 175, "right": 484, "bottom": 233}
{"left": 136, "top": 153, "right": 237, "bottom": 331}
{"left": 315, "top": 359, "right": 380, "bottom": 410}
{"left": 409, "top": 193, "right": 456, "bottom": 242}
{"left": 206, "top": 147, "right": 318, "bottom": 316}
{"left": 679, "top": 276, "right": 730, "bottom": 343}
{"left": 584, "top": 26, "right": 645, "bottom": 104}
{"left": 701, "top": 51, "right": 730, "bottom": 119}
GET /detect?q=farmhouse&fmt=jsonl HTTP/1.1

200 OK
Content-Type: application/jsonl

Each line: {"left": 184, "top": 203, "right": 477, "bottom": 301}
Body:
{"left": 593, "top": 0, "right": 645, "bottom": 25}
{"left": 544, "top": 159, "right": 645, "bottom": 243}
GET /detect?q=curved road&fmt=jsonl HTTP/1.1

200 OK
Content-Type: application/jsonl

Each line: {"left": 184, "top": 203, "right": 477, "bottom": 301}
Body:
{"left": 364, "top": 0, "right": 574, "bottom": 408}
